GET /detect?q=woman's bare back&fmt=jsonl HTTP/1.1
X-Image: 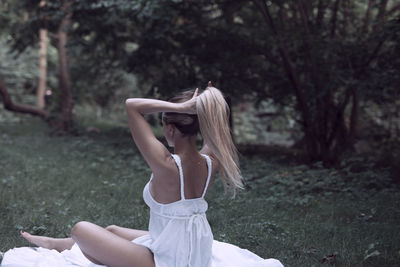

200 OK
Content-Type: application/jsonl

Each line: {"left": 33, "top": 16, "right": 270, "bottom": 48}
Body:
{"left": 149, "top": 153, "right": 216, "bottom": 204}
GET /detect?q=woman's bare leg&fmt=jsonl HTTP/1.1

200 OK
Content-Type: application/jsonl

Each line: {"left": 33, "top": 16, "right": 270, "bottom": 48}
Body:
{"left": 20, "top": 231, "right": 74, "bottom": 252}
{"left": 71, "top": 221, "right": 154, "bottom": 267}
{"left": 21, "top": 225, "right": 149, "bottom": 253}
{"left": 105, "top": 225, "right": 149, "bottom": 241}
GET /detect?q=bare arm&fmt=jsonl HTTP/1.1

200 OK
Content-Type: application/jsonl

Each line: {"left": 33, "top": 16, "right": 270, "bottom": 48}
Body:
{"left": 126, "top": 98, "right": 185, "bottom": 115}
{"left": 125, "top": 91, "right": 197, "bottom": 172}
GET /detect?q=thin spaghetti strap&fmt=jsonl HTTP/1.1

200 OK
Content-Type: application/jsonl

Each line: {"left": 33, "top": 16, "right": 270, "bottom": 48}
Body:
{"left": 201, "top": 154, "right": 212, "bottom": 198}
{"left": 171, "top": 154, "right": 185, "bottom": 200}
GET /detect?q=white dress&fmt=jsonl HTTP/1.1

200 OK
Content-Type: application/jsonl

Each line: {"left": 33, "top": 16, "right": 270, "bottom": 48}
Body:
{"left": 1, "top": 154, "right": 283, "bottom": 267}
{"left": 132, "top": 154, "right": 214, "bottom": 266}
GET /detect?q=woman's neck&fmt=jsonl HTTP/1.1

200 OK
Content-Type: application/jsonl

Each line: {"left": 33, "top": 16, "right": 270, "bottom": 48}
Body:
{"left": 173, "top": 135, "right": 198, "bottom": 156}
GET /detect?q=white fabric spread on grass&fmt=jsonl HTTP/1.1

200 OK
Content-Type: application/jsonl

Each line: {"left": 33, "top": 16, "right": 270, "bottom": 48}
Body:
{"left": 1, "top": 154, "right": 283, "bottom": 267}
{"left": 1, "top": 241, "right": 283, "bottom": 267}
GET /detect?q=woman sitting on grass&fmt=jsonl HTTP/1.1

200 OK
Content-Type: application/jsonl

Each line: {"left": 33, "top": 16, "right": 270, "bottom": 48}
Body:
{"left": 2, "top": 82, "right": 283, "bottom": 267}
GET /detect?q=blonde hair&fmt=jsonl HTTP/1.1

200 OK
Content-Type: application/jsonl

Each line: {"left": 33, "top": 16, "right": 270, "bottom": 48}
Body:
{"left": 197, "top": 86, "right": 243, "bottom": 194}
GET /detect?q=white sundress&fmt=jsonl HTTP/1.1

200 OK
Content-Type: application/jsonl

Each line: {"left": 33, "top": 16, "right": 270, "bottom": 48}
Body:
{"left": 132, "top": 153, "right": 214, "bottom": 267}
{"left": 1, "top": 154, "right": 284, "bottom": 267}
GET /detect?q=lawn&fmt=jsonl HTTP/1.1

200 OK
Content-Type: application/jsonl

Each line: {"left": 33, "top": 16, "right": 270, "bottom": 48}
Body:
{"left": 1, "top": 117, "right": 399, "bottom": 266}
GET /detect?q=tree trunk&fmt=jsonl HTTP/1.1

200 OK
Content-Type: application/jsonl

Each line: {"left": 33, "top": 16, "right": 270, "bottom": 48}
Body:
{"left": 330, "top": 0, "right": 341, "bottom": 38}
{"left": 363, "top": 0, "right": 375, "bottom": 34}
{"left": 57, "top": 1, "right": 74, "bottom": 132}
{"left": 331, "top": 111, "right": 349, "bottom": 161}
{"left": 373, "top": 0, "right": 388, "bottom": 32}
{"left": 376, "top": 0, "right": 389, "bottom": 21}
{"left": 315, "top": 0, "right": 326, "bottom": 27}
{"left": 277, "top": 2, "right": 286, "bottom": 28}
{"left": 253, "top": 0, "right": 357, "bottom": 163}
{"left": 298, "top": 0, "right": 338, "bottom": 161}
{"left": 37, "top": 28, "right": 48, "bottom": 108}
{"left": 349, "top": 88, "right": 360, "bottom": 143}
{"left": 341, "top": 0, "right": 350, "bottom": 37}
{"left": 0, "top": 78, "right": 49, "bottom": 118}
{"left": 252, "top": 0, "right": 317, "bottom": 159}
{"left": 36, "top": 0, "right": 48, "bottom": 109}
{"left": 225, "top": 95, "right": 235, "bottom": 143}
{"left": 291, "top": 2, "right": 299, "bottom": 26}
{"left": 346, "top": 37, "right": 385, "bottom": 145}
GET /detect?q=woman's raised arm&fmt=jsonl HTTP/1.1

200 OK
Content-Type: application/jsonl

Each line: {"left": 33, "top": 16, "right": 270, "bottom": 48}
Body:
{"left": 125, "top": 91, "right": 197, "bottom": 172}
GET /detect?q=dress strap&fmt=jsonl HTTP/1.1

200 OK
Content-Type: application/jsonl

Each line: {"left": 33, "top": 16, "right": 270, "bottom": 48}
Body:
{"left": 171, "top": 154, "right": 185, "bottom": 200}
{"left": 200, "top": 154, "right": 212, "bottom": 198}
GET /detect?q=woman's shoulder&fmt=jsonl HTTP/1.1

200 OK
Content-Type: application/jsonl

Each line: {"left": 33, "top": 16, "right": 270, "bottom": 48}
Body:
{"left": 199, "top": 148, "right": 220, "bottom": 172}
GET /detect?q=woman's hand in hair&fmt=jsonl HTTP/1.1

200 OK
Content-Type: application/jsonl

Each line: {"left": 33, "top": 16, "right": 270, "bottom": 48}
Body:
{"left": 179, "top": 88, "right": 198, "bottom": 114}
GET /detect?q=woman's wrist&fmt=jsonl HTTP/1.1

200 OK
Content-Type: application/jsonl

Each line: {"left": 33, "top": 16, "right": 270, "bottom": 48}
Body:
{"left": 156, "top": 100, "right": 184, "bottom": 114}
{"left": 174, "top": 102, "right": 186, "bottom": 113}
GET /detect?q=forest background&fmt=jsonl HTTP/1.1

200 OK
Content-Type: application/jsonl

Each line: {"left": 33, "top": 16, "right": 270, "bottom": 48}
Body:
{"left": 1, "top": 0, "right": 400, "bottom": 266}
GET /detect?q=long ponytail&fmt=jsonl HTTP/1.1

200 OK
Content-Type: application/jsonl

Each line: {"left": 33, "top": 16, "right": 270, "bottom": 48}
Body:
{"left": 197, "top": 86, "right": 243, "bottom": 194}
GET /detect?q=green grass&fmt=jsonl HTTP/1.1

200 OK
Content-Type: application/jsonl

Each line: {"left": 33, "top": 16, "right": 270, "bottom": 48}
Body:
{"left": 1, "top": 117, "right": 400, "bottom": 267}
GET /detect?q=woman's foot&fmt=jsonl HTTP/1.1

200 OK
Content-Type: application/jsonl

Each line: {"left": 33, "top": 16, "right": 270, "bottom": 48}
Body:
{"left": 20, "top": 231, "right": 74, "bottom": 252}
{"left": 21, "top": 231, "right": 54, "bottom": 249}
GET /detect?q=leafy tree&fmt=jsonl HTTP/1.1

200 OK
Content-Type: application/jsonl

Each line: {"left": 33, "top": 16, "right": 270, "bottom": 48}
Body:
{"left": 127, "top": 0, "right": 400, "bottom": 164}
{"left": 1, "top": 0, "right": 398, "bottom": 165}
{"left": 0, "top": 2, "right": 49, "bottom": 119}
{"left": 0, "top": 0, "right": 145, "bottom": 131}
{"left": 250, "top": 0, "right": 399, "bottom": 163}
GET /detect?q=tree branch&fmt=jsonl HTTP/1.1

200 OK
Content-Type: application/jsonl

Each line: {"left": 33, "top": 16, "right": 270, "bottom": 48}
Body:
{"left": 376, "top": 0, "right": 389, "bottom": 21}
{"left": 385, "top": 3, "right": 400, "bottom": 17}
{"left": 341, "top": 0, "right": 350, "bottom": 37}
{"left": 330, "top": 0, "right": 341, "bottom": 38}
{"left": 251, "top": 0, "right": 315, "bottom": 150}
{"left": 363, "top": 38, "right": 386, "bottom": 69}
{"left": 327, "top": 87, "right": 351, "bottom": 145}
{"left": 0, "top": 78, "right": 49, "bottom": 119}
{"left": 330, "top": 37, "right": 387, "bottom": 145}
{"left": 373, "top": 0, "right": 389, "bottom": 32}
{"left": 315, "top": 0, "right": 327, "bottom": 27}
{"left": 298, "top": 0, "right": 331, "bottom": 147}
{"left": 362, "top": 0, "right": 375, "bottom": 34}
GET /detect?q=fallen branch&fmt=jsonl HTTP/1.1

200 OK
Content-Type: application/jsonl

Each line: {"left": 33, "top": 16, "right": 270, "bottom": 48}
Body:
{"left": 0, "top": 78, "right": 49, "bottom": 119}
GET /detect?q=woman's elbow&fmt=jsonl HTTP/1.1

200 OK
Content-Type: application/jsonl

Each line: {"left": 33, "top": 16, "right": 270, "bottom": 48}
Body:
{"left": 125, "top": 98, "right": 133, "bottom": 106}
{"left": 125, "top": 98, "right": 137, "bottom": 109}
